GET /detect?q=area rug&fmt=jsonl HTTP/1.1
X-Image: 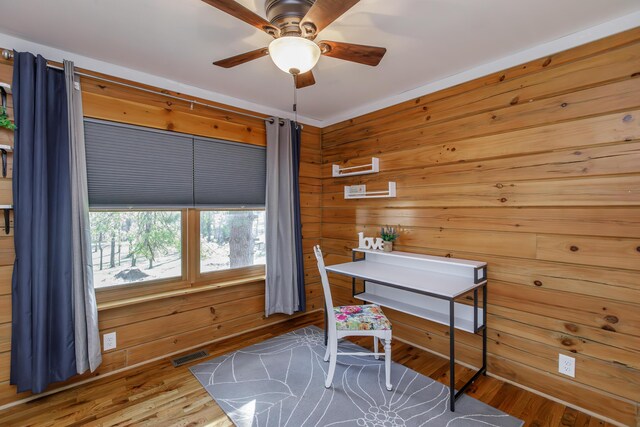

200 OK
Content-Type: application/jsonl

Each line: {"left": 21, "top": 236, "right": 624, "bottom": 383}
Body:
{"left": 190, "top": 326, "right": 523, "bottom": 427}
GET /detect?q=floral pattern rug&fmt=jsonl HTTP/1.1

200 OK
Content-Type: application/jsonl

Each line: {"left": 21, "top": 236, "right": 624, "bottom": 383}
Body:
{"left": 190, "top": 326, "right": 523, "bottom": 427}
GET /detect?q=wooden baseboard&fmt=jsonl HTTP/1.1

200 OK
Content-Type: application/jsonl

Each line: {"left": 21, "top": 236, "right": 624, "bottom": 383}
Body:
{"left": 392, "top": 335, "right": 629, "bottom": 427}
{"left": 0, "top": 309, "right": 323, "bottom": 412}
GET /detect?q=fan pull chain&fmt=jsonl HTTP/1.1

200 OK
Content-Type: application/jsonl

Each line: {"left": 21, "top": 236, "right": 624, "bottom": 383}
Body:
{"left": 292, "top": 74, "right": 298, "bottom": 124}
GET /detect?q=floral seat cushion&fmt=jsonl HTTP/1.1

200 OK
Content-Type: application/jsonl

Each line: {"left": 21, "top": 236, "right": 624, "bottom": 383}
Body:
{"left": 333, "top": 304, "right": 392, "bottom": 331}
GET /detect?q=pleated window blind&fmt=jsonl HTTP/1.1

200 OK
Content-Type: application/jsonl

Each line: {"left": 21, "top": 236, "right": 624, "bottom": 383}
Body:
{"left": 193, "top": 137, "right": 266, "bottom": 207}
{"left": 84, "top": 119, "right": 266, "bottom": 208}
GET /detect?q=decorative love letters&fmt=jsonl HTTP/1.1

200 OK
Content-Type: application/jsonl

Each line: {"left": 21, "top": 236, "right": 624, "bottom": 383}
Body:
{"left": 358, "top": 232, "right": 384, "bottom": 250}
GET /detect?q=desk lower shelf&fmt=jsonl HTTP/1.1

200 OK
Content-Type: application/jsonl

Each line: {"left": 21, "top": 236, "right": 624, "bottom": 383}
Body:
{"left": 354, "top": 291, "right": 483, "bottom": 334}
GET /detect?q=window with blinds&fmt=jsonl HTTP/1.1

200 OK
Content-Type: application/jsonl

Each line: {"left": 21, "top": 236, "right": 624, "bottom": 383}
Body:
{"left": 84, "top": 119, "right": 266, "bottom": 208}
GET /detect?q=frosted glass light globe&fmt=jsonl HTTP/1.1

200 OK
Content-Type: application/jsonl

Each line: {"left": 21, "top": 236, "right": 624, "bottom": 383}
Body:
{"left": 268, "top": 36, "right": 321, "bottom": 75}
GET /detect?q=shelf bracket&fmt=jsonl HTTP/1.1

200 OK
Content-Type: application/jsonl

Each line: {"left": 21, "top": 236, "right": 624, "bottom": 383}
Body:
{"left": 1, "top": 149, "right": 7, "bottom": 178}
{"left": 1, "top": 149, "right": 6, "bottom": 178}
{"left": 0, "top": 145, "right": 12, "bottom": 179}
{"left": 333, "top": 157, "right": 379, "bottom": 177}
{"left": 0, "top": 205, "right": 12, "bottom": 235}
{"left": 0, "top": 82, "right": 10, "bottom": 111}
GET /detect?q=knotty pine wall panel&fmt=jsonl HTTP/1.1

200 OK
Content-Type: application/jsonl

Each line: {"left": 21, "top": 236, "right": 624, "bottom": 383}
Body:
{"left": 0, "top": 61, "right": 13, "bottom": 402}
{"left": 0, "top": 57, "right": 323, "bottom": 407}
{"left": 321, "top": 29, "right": 640, "bottom": 425}
{"left": 322, "top": 27, "right": 640, "bottom": 136}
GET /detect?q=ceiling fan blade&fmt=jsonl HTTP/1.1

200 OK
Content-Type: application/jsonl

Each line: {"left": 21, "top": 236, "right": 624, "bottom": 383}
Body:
{"left": 295, "top": 71, "right": 316, "bottom": 89}
{"left": 300, "top": 0, "right": 360, "bottom": 36}
{"left": 201, "top": 0, "right": 279, "bottom": 37}
{"left": 213, "top": 48, "right": 270, "bottom": 68}
{"left": 319, "top": 41, "right": 386, "bottom": 66}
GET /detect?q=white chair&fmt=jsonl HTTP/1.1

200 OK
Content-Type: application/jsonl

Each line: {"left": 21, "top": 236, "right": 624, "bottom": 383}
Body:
{"left": 313, "top": 245, "right": 393, "bottom": 391}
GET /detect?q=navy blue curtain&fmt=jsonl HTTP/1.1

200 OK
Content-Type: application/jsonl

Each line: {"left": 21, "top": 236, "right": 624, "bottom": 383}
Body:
{"left": 10, "top": 52, "right": 76, "bottom": 394}
{"left": 290, "top": 122, "right": 305, "bottom": 312}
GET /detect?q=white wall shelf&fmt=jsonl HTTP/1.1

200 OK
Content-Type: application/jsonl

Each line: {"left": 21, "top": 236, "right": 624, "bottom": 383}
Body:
{"left": 344, "top": 181, "right": 396, "bottom": 199}
{"left": 332, "top": 157, "right": 379, "bottom": 177}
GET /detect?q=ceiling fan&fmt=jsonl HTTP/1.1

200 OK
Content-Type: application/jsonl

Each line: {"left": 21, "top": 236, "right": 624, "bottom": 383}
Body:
{"left": 203, "top": 0, "right": 387, "bottom": 88}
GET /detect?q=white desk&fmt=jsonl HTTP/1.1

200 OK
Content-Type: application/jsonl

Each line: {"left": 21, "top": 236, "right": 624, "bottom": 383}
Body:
{"left": 327, "top": 253, "right": 484, "bottom": 298}
{"left": 325, "top": 248, "right": 488, "bottom": 412}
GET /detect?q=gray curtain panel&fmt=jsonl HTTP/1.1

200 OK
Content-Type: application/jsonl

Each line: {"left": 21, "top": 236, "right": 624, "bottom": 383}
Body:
{"left": 265, "top": 119, "right": 302, "bottom": 316}
{"left": 64, "top": 61, "right": 102, "bottom": 373}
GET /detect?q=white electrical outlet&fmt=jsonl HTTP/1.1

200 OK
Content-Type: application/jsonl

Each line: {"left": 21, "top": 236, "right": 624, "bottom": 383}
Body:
{"left": 103, "top": 332, "right": 117, "bottom": 351}
{"left": 558, "top": 354, "right": 575, "bottom": 377}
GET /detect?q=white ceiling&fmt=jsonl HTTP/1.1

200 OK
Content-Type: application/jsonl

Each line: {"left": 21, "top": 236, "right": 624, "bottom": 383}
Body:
{"left": 0, "top": 0, "right": 639, "bottom": 126}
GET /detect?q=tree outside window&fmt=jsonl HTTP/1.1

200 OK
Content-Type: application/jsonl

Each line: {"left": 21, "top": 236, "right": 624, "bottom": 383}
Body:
{"left": 200, "top": 210, "right": 266, "bottom": 273}
{"left": 90, "top": 211, "right": 182, "bottom": 288}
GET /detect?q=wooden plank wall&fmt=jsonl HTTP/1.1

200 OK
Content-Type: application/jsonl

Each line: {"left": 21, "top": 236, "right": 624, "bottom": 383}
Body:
{"left": 0, "top": 58, "right": 323, "bottom": 407}
{"left": 320, "top": 28, "right": 640, "bottom": 426}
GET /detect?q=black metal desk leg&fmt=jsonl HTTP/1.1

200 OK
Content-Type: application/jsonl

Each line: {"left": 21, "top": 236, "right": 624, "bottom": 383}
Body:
{"left": 449, "top": 299, "right": 456, "bottom": 412}
{"left": 482, "top": 284, "right": 487, "bottom": 374}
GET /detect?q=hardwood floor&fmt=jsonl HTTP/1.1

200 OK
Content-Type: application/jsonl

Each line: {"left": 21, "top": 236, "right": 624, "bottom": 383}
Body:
{"left": 0, "top": 311, "right": 614, "bottom": 426}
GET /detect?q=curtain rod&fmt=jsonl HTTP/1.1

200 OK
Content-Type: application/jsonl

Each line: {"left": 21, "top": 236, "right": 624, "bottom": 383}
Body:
{"left": 1, "top": 49, "right": 290, "bottom": 126}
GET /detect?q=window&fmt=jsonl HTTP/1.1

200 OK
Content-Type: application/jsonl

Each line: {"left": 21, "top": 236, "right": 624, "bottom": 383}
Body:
{"left": 90, "top": 211, "right": 183, "bottom": 288}
{"left": 200, "top": 210, "right": 266, "bottom": 274}
{"left": 84, "top": 120, "right": 267, "bottom": 292}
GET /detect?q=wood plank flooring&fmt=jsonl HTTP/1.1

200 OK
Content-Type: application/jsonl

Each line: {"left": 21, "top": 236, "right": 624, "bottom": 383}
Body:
{"left": 0, "top": 312, "right": 615, "bottom": 426}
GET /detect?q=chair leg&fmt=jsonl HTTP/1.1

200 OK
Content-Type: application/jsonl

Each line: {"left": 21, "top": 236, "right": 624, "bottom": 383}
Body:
{"left": 373, "top": 336, "right": 379, "bottom": 360}
{"left": 324, "top": 339, "right": 330, "bottom": 362}
{"left": 384, "top": 339, "right": 392, "bottom": 391}
{"left": 325, "top": 337, "right": 337, "bottom": 388}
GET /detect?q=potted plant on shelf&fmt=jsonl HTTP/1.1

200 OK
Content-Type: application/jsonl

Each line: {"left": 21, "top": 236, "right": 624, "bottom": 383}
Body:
{"left": 380, "top": 225, "right": 400, "bottom": 252}
{"left": 0, "top": 107, "right": 15, "bottom": 131}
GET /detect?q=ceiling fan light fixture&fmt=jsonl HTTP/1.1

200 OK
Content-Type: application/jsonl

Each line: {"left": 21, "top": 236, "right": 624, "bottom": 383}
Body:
{"left": 268, "top": 36, "right": 321, "bottom": 75}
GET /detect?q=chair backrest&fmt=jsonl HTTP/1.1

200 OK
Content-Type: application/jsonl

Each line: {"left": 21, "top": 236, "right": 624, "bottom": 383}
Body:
{"left": 313, "top": 245, "right": 337, "bottom": 334}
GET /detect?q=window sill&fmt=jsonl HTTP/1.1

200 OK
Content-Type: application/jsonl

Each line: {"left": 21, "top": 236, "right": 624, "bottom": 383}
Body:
{"left": 97, "top": 274, "right": 266, "bottom": 312}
